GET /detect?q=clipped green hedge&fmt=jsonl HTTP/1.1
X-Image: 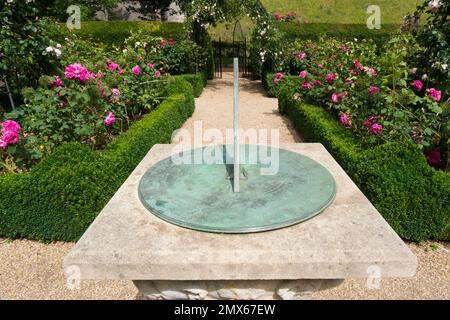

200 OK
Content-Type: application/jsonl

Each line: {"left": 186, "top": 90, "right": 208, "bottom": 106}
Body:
{"left": 279, "top": 93, "right": 450, "bottom": 241}
{"left": 64, "top": 21, "right": 186, "bottom": 45}
{"left": 0, "top": 78, "right": 195, "bottom": 242}
{"left": 277, "top": 23, "right": 399, "bottom": 46}
{"left": 174, "top": 73, "right": 207, "bottom": 98}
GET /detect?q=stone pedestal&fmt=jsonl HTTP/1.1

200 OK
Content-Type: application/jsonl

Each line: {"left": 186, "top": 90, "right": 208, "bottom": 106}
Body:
{"left": 64, "top": 144, "right": 417, "bottom": 300}
{"left": 134, "top": 280, "right": 344, "bottom": 300}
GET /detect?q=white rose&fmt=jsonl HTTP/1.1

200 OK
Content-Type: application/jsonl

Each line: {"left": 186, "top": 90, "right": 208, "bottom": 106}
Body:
{"left": 56, "top": 43, "right": 62, "bottom": 48}
{"left": 54, "top": 48, "right": 62, "bottom": 57}
{"left": 422, "top": 74, "right": 428, "bottom": 81}
{"left": 46, "top": 46, "right": 54, "bottom": 53}
{"left": 428, "top": 0, "right": 442, "bottom": 13}
{"left": 442, "top": 64, "right": 448, "bottom": 70}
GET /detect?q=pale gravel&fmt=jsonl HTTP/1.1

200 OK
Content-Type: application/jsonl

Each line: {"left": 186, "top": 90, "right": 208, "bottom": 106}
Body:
{"left": 0, "top": 74, "right": 448, "bottom": 300}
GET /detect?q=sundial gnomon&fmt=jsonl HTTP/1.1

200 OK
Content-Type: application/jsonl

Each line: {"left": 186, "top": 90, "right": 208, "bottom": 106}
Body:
{"left": 138, "top": 58, "right": 336, "bottom": 233}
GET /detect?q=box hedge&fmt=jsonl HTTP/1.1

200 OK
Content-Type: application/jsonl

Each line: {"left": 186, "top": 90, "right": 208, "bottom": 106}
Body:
{"left": 278, "top": 92, "right": 450, "bottom": 242}
{"left": 64, "top": 21, "right": 187, "bottom": 45}
{"left": 0, "top": 77, "right": 196, "bottom": 242}
{"left": 174, "top": 73, "right": 207, "bottom": 98}
{"left": 277, "top": 23, "right": 399, "bottom": 46}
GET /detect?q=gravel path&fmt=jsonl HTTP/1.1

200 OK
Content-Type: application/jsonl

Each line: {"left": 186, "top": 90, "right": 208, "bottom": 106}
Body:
{"left": 172, "top": 72, "right": 302, "bottom": 144}
{"left": 0, "top": 74, "right": 448, "bottom": 300}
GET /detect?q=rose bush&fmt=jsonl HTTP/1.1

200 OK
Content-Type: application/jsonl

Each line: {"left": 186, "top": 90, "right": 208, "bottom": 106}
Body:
{"left": 123, "top": 29, "right": 208, "bottom": 76}
{"left": 0, "top": 0, "right": 60, "bottom": 110}
{"left": 5, "top": 56, "right": 166, "bottom": 165}
{"left": 272, "top": 35, "right": 449, "bottom": 170}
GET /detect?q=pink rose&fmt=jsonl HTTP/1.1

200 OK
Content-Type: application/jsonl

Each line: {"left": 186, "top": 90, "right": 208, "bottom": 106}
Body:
{"left": 161, "top": 40, "right": 168, "bottom": 46}
{"left": 368, "top": 86, "right": 380, "bottom": 94}
{"left": 147, "top": 63, "right": 154, "bottom": 69}
{"left": 299, "top": 70, "right": 307, "bottom": 78}
{"left": 426, "top": 88, "right": 441, "bottom": 101}
{"left": 132, "top": 65, "right": 141, "bottom": 76}
{"left": 112, "top": 88, "right": 120, "bottom": 96}
{"left": 411, "top": 80, "right": 423, "bottom": 91}
{"left": 65, "top": 63, "right": 90, "bottom": 82}
{"left": 353, "top": 59, "right": 364, "bottom": 71}
{"left": 331, "top": 93, "right": 339, "bottom": 104}
{"left": 154, "top": 70, "right": 161, "bottom": 77}
{"left": 340, "top": 114, "right": 352, "bottom": 127}
{"left": 104, "top": 112, "right": 116, "bottom": 127}
{"left": 313, "top": 80, "right": 322, "bottom": 86}
{"left": 118, "top": 69, "right": 124, "bottom": 75}
{"left": 366, "top": 67, "right": 378, "bottom": 77}
{"left": 51, "top": 76, "right": 63, "bottom": 88}
{"left": 369, "top": 123, "right": 383, "bottom": 135}
{"left": 274, "top": 72, "right": 283, "bottom": 84}
{"left": 302, "top": 81, "right": 313, "bottom": 90}
{"left": 426, "top": 150, "right": 441, "bottom": 167}
{"left": 274, "top": 12, "right": 281, "bottom": 21}
{"left": 364, "top": 116, "right": 378, "bottom": 127}
{"left": 107, "top": 59, "right": 119, "bottom": 71}
{"left": 298, "top": 52, "right": 307, "bottom": 59}
{"left": 325, "top": 73, "right": 337, "bottom": 83}
{"left": 1, "top": 131, "right": 19, "bottom": 145}
{"left": 332, "top": 92, "right": 348, "bottom": 103}
{"left": 2, "top": 120, "right": 21, "bottom": 134}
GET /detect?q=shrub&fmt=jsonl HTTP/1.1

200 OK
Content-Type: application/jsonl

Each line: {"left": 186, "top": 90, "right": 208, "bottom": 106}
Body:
{"left": 278, "top": 23, "right": 399, "bottom": 46}
{"left": 279, "top": 94, "right": 450, "bottom": 241}
{"left": 269, "top": 35, "right": 449, "bottom": 170}
{"left": 405, "top": 0, "right": 450, "bottom": 97}
{"left": 174, "top": 73, "right": 206, "bottom": 98}
{"left": 0, "top": 78, "right": 195, "bottom": 242}
{"left": 5, "top": 58, "right": 166, "bottom": 164}
{"left": 0, "top": 1, "right": 60, "bottom": 110}
{"left": 123, "top": 29, "right": 208, "bottom": 76}
{"left": 65, "top": 21, "right": 187, "bottom": 46}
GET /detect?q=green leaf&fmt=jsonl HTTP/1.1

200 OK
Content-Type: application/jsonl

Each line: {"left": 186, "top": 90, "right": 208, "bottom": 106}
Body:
{"left": 7, "top": 145, "right": 16, "bottom": 154}
{"left": 430, "top": 105, "right": 443, "bottom": 114}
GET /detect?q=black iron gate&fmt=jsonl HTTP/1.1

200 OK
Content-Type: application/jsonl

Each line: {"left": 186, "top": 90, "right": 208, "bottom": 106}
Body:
{"left": 212, "top": 20, "right": 250, "bottom": 79}
{"left": 212, "top": 38, "right": 223, "bottom": 79}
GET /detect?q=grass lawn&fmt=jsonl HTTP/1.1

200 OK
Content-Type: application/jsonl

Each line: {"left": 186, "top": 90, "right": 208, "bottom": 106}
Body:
{"left": 261, "top": 0, "right": 421, "bottom": 24}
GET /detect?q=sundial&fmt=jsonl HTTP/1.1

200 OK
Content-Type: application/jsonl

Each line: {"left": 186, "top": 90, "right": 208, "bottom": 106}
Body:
{"left": 138, "top": 58, "right": 336, "bottom": 233}
{"left": 65, "top": 59, "right": 417, "bottom": 301}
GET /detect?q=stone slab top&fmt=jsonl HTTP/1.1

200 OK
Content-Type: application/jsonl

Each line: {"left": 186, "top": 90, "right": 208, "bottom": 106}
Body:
{"left": 64, "top": 143, "right": 417, "bottom": 280}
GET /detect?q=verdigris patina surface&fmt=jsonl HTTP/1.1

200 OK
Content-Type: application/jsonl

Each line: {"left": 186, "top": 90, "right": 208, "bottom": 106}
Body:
{"left": 138, "top": 145, "right": 336, "bottom": 233}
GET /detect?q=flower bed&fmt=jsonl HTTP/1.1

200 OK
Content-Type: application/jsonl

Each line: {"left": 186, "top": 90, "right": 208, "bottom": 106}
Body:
{"left": 268, "top": 35, "right": 449, "bottom": 171}
{"left": 0, "top": 77, "right": 196, "bottom": 242}
{"left": 278, "top": 94, "right": 450, "bottom": 241}
{"left": 1, "top": 30, "right": 209, "bottom": 173}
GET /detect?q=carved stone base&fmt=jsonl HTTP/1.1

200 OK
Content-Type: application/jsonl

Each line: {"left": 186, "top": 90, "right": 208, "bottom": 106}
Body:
{"left": 134, "top": 279, "right": 344, "bottom": 300}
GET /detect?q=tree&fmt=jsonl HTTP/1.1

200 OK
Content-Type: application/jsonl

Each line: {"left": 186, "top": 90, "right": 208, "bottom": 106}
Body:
{"left": 34, "top": 0, "right": 120, "bottom": 21}
{"left": 130, "top": 0, "right": 174, "bottom": 20}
